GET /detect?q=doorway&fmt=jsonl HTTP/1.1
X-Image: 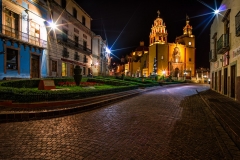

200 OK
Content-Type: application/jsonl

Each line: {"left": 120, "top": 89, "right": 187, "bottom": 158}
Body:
{"left": 31, "top": 54, "right": 40, "bottom": 78}
{"left": 218, "top": 70, "right": 221, "bottom": 92}
{"left": 70, "top": 64, "right": 74, "bottom": 76}
{"left": 224, "top": 68, "right": 228, "bottom": 95}
{"left": 215, "top": 72, "right": 217, "bottom": 90}
{"left": 231, "top": 65, "right": 236, "bottom": 98}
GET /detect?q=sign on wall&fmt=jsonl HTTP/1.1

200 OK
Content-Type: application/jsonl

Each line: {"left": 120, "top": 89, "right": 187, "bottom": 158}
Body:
{"left": 223, "top": 52, "right": 229, "bottom": 67}
{"left": 233, "top": 46, "right": 240, "bottom": 58}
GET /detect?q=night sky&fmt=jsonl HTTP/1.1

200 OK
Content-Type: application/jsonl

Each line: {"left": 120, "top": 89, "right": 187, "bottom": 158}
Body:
{"left": 78, "top": 0, "right": 222, "bottom": 68}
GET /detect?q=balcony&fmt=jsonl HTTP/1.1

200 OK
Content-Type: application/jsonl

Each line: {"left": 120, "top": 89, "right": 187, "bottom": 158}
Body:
{"left": 0, "top": 25, "right": 47, "bottom": 48}
{"left": 209, "top": 49, "right": 217, "bottom": 62}
{"left": 56, "top": 34, "right": 91, "bottom": 55}
{"left": 236, "top": 11, "right": 240, "bottom": 37}
{"left": 217, "top": 34, "right": 230, "bottom": 54}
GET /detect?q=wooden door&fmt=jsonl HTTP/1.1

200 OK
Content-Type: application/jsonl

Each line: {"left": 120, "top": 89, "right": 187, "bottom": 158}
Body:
{"left": 70, "top": 64, "right": 74, "bottom": 76}
{"left": 31, "top": 55, "right": 39, "bottom": 78}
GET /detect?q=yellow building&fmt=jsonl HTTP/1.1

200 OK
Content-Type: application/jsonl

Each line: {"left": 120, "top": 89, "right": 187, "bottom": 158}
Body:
{"left": 125, "top": 41, "right": 149, "bottom": 77}
{"left": 149, "top": 11, "right": 195, "bottom": 78}
{"left": 126, "top": 11, "right": 196, "bottom": 79}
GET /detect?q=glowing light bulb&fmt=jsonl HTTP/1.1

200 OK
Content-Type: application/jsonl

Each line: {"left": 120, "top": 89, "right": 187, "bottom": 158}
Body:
{"left": 49, "top": 21, "right": 56, "bottom": 29}
{"left": 214, "top": 9, "right": 219, "bottom": 14}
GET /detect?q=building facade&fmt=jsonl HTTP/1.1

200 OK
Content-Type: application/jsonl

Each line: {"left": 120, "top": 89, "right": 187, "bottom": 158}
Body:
{"left": 0, "top": 0, "right": 48, "bottom": 79}
{"left": 125, "top": 11, "right": 196, "bottom": 79}
{"left": 209, "top": 0, "right": 240, "bottom": 101}
{"left": 92, "top": 35, "right": 111, "bottom": 76}
{"left": 47, "top": 0, "right": 92, "bottom": 77}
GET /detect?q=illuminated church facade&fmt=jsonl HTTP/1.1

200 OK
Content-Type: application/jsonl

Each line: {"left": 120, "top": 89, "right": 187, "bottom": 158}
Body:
{"left": 125, "top": 11, "right": 196, "bottom": 78}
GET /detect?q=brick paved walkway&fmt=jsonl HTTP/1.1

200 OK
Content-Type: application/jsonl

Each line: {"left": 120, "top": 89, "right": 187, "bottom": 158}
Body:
{"left": 0, "top": 84, "right": 239, "bottom": 159}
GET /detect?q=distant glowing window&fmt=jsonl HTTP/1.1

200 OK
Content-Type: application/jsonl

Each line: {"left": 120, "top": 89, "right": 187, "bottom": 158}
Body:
{"left": 188, "top": 42, "right": 191, "bottom": 45}
{"left": 62, "top": 62, "right": 67, "bottom": 76}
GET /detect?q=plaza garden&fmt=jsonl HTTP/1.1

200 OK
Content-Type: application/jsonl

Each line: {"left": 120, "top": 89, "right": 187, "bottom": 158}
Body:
{"left": 0, "top": 76, "right": 185, "bottom": 103}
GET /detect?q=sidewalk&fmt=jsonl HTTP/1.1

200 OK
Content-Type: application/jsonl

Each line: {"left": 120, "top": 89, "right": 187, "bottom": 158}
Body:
{"left": 199, "top": 89, "right": 240, "bottom": 150}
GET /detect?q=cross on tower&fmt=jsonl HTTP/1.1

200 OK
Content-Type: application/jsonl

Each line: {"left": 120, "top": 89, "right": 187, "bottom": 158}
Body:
{"left": 157, "top": 10, "right": 160, "bottom": 17}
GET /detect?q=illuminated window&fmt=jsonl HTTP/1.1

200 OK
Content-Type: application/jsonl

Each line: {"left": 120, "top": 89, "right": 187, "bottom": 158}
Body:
{"left": 188, "top": 42, "right": 191, "bottom": 45}
{"left": 29, "top": 21, "right": 40, "bottom": 45}
{"left": 52, "top": 60, "right": 57, "bottom": 72}
{"left": 6, "top": 48, "right": 18, "bottom": 70}
{"left": 5, "top": 9, "right": 19, "bottom": 38}
{"left": 62, "top": 62, "right": 67, "bottom": 76}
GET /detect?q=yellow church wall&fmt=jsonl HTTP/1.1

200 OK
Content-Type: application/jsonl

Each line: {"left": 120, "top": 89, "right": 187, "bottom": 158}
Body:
{"left": 149, "top": 45, "right": 156, "bottom": 75}
{"left": 132, "top": 62, "right": 141, "bottom": 76}
{"left": 156, "top": 44, "right": 168, "bottom": 75}
{"left": 140, "top": 53, "right": 148, "bottom": 76}
{"left": 185, "top": 47, "right": 195, "bottom": 76}
{"left": 168, "top": 43, "right": 186, "bottom": 64}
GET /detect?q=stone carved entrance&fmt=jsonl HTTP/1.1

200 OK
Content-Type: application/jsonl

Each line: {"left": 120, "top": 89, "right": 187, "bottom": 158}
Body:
{"left": 174, "top": 68, "right": 179, "bottom": 77}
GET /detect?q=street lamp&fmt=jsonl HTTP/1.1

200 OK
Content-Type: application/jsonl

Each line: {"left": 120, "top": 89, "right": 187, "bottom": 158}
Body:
{"left": 162, "top": 70, "right": 166, "bottom": 79}
{"left": 184, "top": 71, "right": 187, "bottom": 80}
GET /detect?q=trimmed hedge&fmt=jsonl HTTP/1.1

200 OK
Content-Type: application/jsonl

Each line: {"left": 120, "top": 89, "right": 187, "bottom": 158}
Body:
{"left": 0, "top": 85, "right": 138, "bottom": 102}
{"left": 0, "top": 78, "right": 139, "bottom": 103}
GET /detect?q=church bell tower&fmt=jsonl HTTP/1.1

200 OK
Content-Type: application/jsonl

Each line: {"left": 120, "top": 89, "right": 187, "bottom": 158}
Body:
{"left": 149, "top": 10, "right": 168, "bottom": 46}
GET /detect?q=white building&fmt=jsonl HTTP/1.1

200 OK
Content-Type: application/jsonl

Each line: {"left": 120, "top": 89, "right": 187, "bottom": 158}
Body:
{"left": 92, "top": 35, "right": 111, "bottom": 76}
{"left": 47, "top": 0, "right": 93, "bottom": 77}
{"left": 209, "top": 0, "right": 240, "bottom": 101}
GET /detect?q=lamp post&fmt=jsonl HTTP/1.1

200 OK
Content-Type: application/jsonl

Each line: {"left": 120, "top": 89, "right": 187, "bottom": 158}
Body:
{"left": 184, "top": 71, "right": 187, "bottom": 80}
{"left": 162, "top": 70, "right": 166, "bottom": 80}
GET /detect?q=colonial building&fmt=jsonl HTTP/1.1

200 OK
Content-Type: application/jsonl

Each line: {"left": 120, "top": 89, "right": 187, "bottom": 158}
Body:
{"left": 0, "top": 0, "right": 48, "bottom": 79}
{"left": 125, "top": 41, "right": 148, "bottom": 77}
{"left": 125, "top": 11, "right": 196, "bottom": 79}
{"left": 209, "top": 0, "right": 240, "bottom": 101}
{"left": 47, "top": 0, "right": 93, "bottom": 77}
{"left": 92, "top": 35, "right": 111, "bottom": 76}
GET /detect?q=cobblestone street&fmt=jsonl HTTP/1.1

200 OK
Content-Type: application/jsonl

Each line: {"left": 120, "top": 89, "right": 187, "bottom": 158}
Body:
{"left": 0, "top": 84, "right": 239, "bottom": 159}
